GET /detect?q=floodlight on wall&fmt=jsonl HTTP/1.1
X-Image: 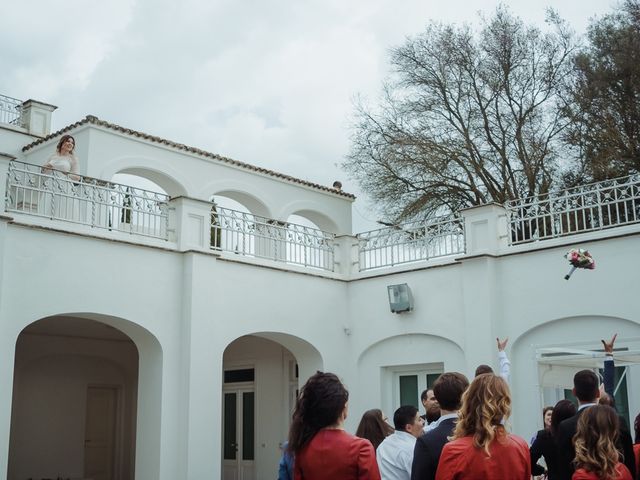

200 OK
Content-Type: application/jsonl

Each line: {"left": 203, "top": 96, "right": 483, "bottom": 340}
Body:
{"left": 387, "top": 283, "right": 413, "bottom": 313}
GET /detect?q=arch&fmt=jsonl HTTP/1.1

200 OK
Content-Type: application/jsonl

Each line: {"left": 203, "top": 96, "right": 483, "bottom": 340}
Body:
{"left": 99, "top": 156, "right": 190, "bottom": 197}
{"left": 222, "top": 331, "right": 323, "bottom": 385}
{"left": 513, "top": 315, "right": 640, "bottom": 356}
{"left": 220, "top": 332, "right": 322, "bottom": 478}
{"left": 355, "top": 333, "right": 466, "bottom": 432}
{"left": 509, "top": 314, "right": 640, "bottom": 438}
{"left": 8, "top": 313, "right": 163, "bottom": 480}
{"left": 357, "top": 332, "right": 465, "bottom": 363}
{"left": 277, "top": 200, "right": 341, "bottom": 233}
{"left": 208, "top": 185, "right": 272, "bottom": 219}
{"left": 251, "top": 331, "right": 323, "bottom": 380}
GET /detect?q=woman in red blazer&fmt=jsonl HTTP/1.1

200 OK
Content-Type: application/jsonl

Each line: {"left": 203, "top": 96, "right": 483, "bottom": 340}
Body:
{"left": 288, "top": 372, "right": 381, "bottom": 480}
{"left": 572, "top": 405, "right": 633, "bottom": 480}
{"left": 435, "top": 373, "right": 530, "bottom": 480}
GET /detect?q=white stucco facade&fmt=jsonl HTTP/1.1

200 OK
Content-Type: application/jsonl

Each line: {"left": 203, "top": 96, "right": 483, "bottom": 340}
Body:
{"left": 0, "top": 100, "right": 639, "bottom": 480}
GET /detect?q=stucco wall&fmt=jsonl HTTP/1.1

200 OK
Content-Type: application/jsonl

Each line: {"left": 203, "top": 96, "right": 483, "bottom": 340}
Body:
{"left": 0, "top": 117, "right": 639, "bottom": 479}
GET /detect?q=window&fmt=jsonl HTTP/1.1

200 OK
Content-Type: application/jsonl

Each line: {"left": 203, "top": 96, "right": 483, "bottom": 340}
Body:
{"left": 224, "top": 368, "right": 255, "bottom": 383}
{"left": 389, "top": 364, "right": 444, "bottom": 410}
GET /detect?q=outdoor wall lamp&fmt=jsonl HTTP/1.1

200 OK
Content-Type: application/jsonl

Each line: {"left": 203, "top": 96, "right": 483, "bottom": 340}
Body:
{"left": 387, "top": 283, "right": 413, "bottom": 313}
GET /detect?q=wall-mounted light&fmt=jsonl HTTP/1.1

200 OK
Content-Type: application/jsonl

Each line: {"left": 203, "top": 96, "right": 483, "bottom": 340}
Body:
{"left": 387, "top": 283, "right": 413, "bottom": 313}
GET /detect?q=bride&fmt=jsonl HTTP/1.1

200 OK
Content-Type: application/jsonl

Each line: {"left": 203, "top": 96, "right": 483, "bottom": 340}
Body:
{"left": 40, "top": 135, "right": 81, "bottom": 220}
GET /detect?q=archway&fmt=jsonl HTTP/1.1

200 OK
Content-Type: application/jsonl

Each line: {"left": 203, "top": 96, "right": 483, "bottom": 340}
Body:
{"left": 356, "top": 334, "right": 466, "bottom": 427}
{"left": 510, "top": 315, "right": 640, "bottom": 437}
{"left": 105, "top": 172, "right": 171, "bottom": 239}
{"left": 210, "top": 193, "right": 277, "bottom": 261}
{"left": 220, "top": 333, "right": 322, "bottom": 480}
{"left": 286, "top": 210, "right": 338, "bottom": 234}
{"left": 112, "top": 168, "right": 184, "bottom": 198}
{"left": 283, "top": 213, "right": 335, "bottom": 270}
{"left": 8, "top": 314, "right": 162, "bottom": 480}
{"left": 211, "top": 191, "right": 270, "bottom": 219}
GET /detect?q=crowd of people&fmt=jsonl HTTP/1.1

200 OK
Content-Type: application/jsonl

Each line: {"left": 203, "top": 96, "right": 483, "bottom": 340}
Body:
{"left": 279, "top": 335, "right": 640, "bottom": 480}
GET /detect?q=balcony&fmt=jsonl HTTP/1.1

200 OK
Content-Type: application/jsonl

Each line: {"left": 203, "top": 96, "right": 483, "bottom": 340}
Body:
{"left": 3, "top": 160, "right": 640, "bottom": 277}
{"left": 505, "top": 174, "right": 640, "bottom": 244}
{"left": 0, "top": 94, "right": 26, "bottom": 129}
{"left": 6, "top": 160, "right": 170, "bottom": 240}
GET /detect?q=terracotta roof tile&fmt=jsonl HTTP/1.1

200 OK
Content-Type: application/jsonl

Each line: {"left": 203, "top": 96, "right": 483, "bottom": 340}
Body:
{"left": 22, "top": 115, "right": 356, "bottom": 199}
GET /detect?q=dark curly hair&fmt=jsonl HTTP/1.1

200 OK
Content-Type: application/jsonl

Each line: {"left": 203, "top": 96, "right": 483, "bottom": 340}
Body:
{"left": 288, "top": 371, "right": 348, "bottom": 454}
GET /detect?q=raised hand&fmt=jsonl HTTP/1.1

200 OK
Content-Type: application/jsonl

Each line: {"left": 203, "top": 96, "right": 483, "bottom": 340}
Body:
{"left": 496, "top": 337, "right": 509, "bottom": 352}
{"left": 601, "top": 333, "right": 617, "bottom": 354}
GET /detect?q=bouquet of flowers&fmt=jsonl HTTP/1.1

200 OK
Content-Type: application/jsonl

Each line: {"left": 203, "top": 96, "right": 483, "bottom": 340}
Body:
{"left": 564, "top": 248, "right": 595, "bottom": 280}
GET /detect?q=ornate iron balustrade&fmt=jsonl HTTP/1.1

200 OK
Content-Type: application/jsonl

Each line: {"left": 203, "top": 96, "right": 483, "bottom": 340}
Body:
{"left": 210, "top": 206, "right": 336, "bottom": 271}
{"left": 356, "top": 215, "right": 465, "bottom": 271}
{"left": 6, "top": 160, "right": 170, "bottom": 240}
{"left": 506, "top": 174, "right": 640, "bottom": 245}
{"left": 0, "top": 94, "right": 25, "bottom": 128}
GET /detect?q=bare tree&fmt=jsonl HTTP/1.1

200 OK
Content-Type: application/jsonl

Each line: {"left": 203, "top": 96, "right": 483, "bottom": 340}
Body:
{"left": 345, "top": 7, "right": 576, "bottom": 223}
{"left": 564, "top": 0, "right": 640, "bottom": 183}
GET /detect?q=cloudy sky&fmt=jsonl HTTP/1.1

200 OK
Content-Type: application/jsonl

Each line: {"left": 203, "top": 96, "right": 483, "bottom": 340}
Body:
{"left": 2, "top": 0, "right": 617, "bottom": 231}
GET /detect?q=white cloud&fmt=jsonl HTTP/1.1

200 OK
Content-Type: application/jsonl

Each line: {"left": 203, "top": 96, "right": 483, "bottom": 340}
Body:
{"left": 1, "top": 0, "right": 618, "bottom": 231}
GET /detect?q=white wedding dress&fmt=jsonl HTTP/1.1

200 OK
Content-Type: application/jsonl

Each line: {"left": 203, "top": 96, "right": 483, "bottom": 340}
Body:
{"left": 39, "top": 153, "right": 82, "bottom": 221}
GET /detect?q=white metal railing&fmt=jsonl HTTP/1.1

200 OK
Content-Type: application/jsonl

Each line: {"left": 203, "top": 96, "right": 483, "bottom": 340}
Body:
{"left": 6, "top": 160, "right": 170, "bottom": 240}
{"left": 356, "top": 215, "right": 465, "bottom": 271}
{"left": 506, "top": 174, "right": 640, "bottom": 245}
{"left": 0, "top": 94, "right": 25, "bottom": 128}
{"left": 210, "top": 206, "right": 336, "bottom": 271}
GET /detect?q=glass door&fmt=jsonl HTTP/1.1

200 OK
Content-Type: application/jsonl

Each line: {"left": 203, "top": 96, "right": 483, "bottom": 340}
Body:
{"left": 222, "top": 388, "right": 255, "bottom": 480}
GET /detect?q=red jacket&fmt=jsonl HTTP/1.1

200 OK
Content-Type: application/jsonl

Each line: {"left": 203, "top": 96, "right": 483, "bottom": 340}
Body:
{"left": 294, "top": 429, "right": 381, "bottom": 480}
{"left": 572, "top": 463, "right": 633, "bottom": 480}
{"left": 434, "top": 433, "right": 531, "bottom": 480}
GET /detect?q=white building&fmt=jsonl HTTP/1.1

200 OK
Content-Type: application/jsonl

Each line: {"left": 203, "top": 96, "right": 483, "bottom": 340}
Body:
{"left": 0, "top": 93, "right": 639, "bottom": 480}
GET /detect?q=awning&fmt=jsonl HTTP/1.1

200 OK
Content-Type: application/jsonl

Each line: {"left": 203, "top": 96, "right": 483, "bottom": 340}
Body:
{"left": 536, "top": 347, "right": 640, "bottom": 369}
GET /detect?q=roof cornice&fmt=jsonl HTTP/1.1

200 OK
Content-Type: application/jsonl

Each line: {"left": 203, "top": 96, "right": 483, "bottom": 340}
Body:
{"left": 22, "top": 115, "right": 355, "bottom": 199}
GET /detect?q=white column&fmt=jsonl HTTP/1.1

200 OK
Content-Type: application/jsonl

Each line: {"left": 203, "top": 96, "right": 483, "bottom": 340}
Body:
{"left": 180, "top": 253, "right": 224, "bottom": 478}
{"left": 332, "top": 234, "right": 359, "bottom": 276}
{"left": 0, "top": 337, "right": 16, "bottom": 480}
{"left": 460, "top": 203, "right": 509, "bottom": 256}
{"left": 458, "top": 203, "right": 509, "bottom": 377}
{"left": 0, "top": 154, "right": 14, "bottom": 216}
{"left": 0, "top": 262, "right": 18, "bottom": 480}
{"left": 20, "top": 99, "right": 57, "bottom": 137}
{"left": 135, "top": 336, "right": 164, "bottom": 480}
{"left": 169, "top": 196, "right": 220, "bottom": 253}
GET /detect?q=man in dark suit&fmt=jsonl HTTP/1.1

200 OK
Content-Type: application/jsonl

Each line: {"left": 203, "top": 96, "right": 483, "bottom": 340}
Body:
{"left": 556, "top": 369, "right": 636, "bottom": 480}
{"left": 411, "top": 372, "right": 469, "bottom": 480}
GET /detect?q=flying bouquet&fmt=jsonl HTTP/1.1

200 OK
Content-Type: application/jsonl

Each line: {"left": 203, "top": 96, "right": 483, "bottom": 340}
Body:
{"left": 564, "top": 248, "right": 595, "bottom": 280}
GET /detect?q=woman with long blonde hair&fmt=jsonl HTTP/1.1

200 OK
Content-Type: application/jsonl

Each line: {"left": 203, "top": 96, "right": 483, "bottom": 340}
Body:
{"left": 435, "top": 373, "right": 530, "bottom": 480}
{"left": 572, "top": 405, "right": 633, "bottom": 480}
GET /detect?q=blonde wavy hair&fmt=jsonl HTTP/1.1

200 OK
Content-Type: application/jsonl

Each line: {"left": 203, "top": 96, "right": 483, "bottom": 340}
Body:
{"left": 451, "top": 373, "right": 511, "bottom": 456}
{"left": 574, "top": 405, "right": 621, "bottom": 480}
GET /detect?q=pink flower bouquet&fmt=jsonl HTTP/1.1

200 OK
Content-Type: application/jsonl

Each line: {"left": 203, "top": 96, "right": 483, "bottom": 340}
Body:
{"left": 564, "top": 248, "right": 595, "bottom": 280}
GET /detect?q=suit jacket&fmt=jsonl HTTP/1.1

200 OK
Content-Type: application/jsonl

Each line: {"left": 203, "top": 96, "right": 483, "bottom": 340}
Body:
{"left": 556, "top": 407, "right": 636, "bottom": 480}
{"left": 411, "top": 417, "right": 456, "bottom": 480}
{"left": 530, "top": 429, "right": 561, "bottom": 479}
